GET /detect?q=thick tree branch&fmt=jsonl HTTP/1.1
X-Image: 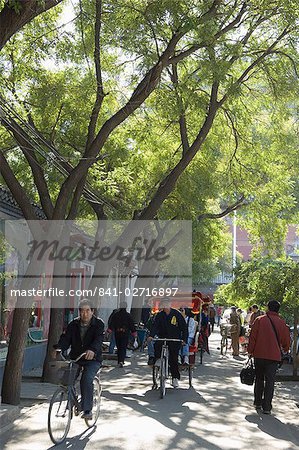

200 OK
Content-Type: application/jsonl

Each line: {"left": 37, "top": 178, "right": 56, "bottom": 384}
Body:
{"left": 197, "top": 195, "right": 248, "bottom": 221}
{"left": 1, "top": 116, "right": 54, "bottom": 217}
{"left": 66, "top": 175, "right": 86, "bottom": 220}
{"left": 0, "top": 150, "right": 38, "bottom": 220}
{"left": 170, "top": 63, "right": 189, "bottom": 156}
{"left": 86, "top": 0, "right": 105, "bottom": 149}
{"left": 0, "top": 0, "right": 64, "bottom": 51}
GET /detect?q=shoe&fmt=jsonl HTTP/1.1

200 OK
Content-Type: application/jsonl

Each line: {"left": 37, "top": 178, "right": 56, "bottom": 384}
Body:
{"left": 118, "top": 362, "right": 124, "bottom": 367}
{"left": 148, "top": 356, "right": 155, "bottom": 366}
{"left": 183, "top": 356, "right": 189, "bottom": 365}
{"left": 262, "top": 410, "right": 271, "bottom": 415}
{"left": 154, "top": 358, "right": 161, "bottom": 367}
{"left": 81, "top": 411, "right": 93, "bottom": 420}
{"left": 255, "top": 405, "right": 262, "bottom": 411}
{"left": 172, "top": 378, "right": 179, "bottom": 388}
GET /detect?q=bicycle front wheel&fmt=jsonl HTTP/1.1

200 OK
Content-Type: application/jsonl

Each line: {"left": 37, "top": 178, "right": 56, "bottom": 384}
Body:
{"left": 220, "top": 337, "right": 227, "bottom": 355}
{"left": 160, "top": 356, "right": 167, "bottom": 399}
{"left": 84, "top": 377, "right": 102, "bottom": 428}
{"left": 48, "top": 387, "right": 71, "bottom": 445}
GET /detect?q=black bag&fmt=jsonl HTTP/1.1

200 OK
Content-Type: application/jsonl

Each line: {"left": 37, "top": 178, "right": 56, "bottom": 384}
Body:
{"left": 239, "top": 326, "right": 246, "bottom": 337}
{"left": 240, "top": 357, "right": 255, "bottom": 385}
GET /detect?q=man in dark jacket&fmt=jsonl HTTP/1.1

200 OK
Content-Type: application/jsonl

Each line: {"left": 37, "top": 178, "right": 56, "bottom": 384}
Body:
{"left": 108, "top": 301, "right": 137, "bottom": 367}
{"left": 53, "top": 299, "right": 105, "bottom": 420}
{"left": 148, "top": 298, "right": 187, "bottom": 388}
{"left": 248, "top": 300, "right": 290, "bottom": 414}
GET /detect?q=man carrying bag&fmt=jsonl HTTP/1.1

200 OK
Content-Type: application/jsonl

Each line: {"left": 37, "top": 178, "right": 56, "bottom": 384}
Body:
{"left": 247, "top": 300, "right": 290, "bottom": 414}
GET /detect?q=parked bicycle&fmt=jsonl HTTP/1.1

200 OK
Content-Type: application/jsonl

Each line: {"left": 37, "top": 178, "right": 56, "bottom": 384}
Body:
{"left": 47, "top": 352, "right": 101, "bottom": 445}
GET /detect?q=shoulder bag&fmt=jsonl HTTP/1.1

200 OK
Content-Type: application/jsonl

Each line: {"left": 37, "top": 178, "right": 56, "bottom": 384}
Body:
{"left": 240, "top": 356, "right": 255, "bottom": 385}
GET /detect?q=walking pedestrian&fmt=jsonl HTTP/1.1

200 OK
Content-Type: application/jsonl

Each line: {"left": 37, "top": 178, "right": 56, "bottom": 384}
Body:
{"left": 229, "top": 306, "right": 240, "bottom": 356}
{"left": 107, "top": 308, "right": 119, "bottom": 354}
{"left": 247, "top": 300, "right": 290, "bottom": 414}
{"left": 249, "top": 304, "right": 264, "bottom": 327}
{"left": 108, "top": 301, "right": 137, "bottom": 367}
{"left": 209, "top": 305, "right": 216, "bottom": 332}
{"left": 179, "top": 307, "right": 196, "bottom": 365}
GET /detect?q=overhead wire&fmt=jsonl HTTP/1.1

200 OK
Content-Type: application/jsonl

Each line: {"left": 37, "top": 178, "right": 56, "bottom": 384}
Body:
{"left": 0, "top": 96, "right": 115, "bottom": 210}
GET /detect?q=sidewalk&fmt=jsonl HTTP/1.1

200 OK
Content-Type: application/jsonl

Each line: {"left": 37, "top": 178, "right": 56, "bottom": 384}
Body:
{"left": 0, "top": 332, "right": 298, "bottom": 448}
{"left": 0, "top": 351, "right": 121, "bottom": 433}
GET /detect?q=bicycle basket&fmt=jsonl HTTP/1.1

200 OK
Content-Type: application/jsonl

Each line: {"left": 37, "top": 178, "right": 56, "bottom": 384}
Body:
{"left": 47, "top": 361, "right": 79, "bottom": 385}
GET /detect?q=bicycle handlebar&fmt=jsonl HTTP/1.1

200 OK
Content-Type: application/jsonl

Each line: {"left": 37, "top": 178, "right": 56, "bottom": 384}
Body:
{"left": 55, "top": 349, "right": 87, "bottom": 362}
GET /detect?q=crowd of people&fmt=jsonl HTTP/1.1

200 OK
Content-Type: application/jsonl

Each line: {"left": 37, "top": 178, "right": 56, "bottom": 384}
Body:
{"left": 52, "top": 296, "right": 292, "bottom": 420}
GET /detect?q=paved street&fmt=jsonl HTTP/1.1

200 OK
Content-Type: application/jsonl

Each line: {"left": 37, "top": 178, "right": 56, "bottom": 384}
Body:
{"left": 1, "top": 330, "right": 298, "bottom": 450}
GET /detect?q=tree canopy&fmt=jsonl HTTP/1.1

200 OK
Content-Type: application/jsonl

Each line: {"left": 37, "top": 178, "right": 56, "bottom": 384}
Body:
{"left": 1, "top": 0, "right": 299, "bottom": 403}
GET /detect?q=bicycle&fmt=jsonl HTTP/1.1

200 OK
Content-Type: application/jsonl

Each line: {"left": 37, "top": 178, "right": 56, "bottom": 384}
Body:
{"left": 47, "top": 352, "right": 101, "bottom": 445}
{"left": 220, "top": 323, "right": 236, "bottom": 355}
{"left": 152, "top": 338, "right": 183, "bottom": 398}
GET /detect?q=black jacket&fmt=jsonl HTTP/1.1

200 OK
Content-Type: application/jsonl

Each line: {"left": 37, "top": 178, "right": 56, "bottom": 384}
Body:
{"left": 109, "top": 308, "right": 136, "bottom": 334}
{"left": 150, "top": 308, "right": 188, "bottom": 342}
{"left": 54, "top": 315, "right": 105, "bottom": 362}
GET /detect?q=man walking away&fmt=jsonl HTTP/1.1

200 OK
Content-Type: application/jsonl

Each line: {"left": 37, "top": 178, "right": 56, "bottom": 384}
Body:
{"left": 229, "top": 306, "right": 241, "bottom": 356}
{"left": 249, "top": 304, "right": 264, "bottom": 327}
{"left": 108, "top": 301, "right": 137, "bottom": 367}
{"left": 248, "top": 300, "right": 290, "bottom": 414}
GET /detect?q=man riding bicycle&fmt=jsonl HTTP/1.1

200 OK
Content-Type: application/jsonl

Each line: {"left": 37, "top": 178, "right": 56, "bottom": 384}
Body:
{"left": 53, "top": 298, "right": 105, "bottom": 420}
{"left": 148, "top": 298, "right": 187, "bottom": 388}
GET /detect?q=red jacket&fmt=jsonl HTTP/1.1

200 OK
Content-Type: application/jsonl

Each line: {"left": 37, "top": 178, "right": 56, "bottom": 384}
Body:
{"left": 247, "top": 311, "right": 290, "bottom": 361}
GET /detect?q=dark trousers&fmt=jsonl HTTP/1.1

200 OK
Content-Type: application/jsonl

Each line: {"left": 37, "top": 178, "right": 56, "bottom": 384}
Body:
{"left": 115, "top": 331, "right": 129, "bottom": 364}
{"left": 254, "top": 358, "right": 278, "bottom": 411}
{"left": 154, "top": 341, "right": 181, "bottom": 379}
{"left": 79, "top": 360, "right": 101, "bottom": 412}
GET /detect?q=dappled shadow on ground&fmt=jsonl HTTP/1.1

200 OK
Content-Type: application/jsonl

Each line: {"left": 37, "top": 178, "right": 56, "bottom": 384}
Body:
{"left": 97, "top": 331, "right": 299, "bottom": 450}
{"left": 3, "top": 330, "right": 298, "bottom": 450}
{"left": 46, "top": 425, "right": 97, "bottom": 450}
{"left": 245, "top": 413, "right": 299, "bottom": 446}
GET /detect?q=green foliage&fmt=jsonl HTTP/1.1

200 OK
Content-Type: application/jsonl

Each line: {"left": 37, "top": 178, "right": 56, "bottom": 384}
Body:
{"left": 0, "top": 0, "right": 299, "bottom": 282}
{"left": 216, "top": 258, "right": 299, "bottom": 322}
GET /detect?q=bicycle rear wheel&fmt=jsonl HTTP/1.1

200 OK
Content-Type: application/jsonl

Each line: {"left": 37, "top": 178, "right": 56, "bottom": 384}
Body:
{"left": 84, "top": 377, "right": 102, "bottom": 428}
{"left": 152, "top": 364, "right": 159, "bottom": 389}
{"left": 48, "top": 387, "right": 71, "bottom": 445}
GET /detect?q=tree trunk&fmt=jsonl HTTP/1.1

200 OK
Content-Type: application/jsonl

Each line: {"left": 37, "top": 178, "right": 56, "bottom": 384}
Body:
{"left": 1, "top": 253, "right": 46, "bottom": 404}
{"left": 1, "top": 307, "right": 31, "bottom": 404}
{"left": 42, "top": 308, "right": 64, "bottom": 381}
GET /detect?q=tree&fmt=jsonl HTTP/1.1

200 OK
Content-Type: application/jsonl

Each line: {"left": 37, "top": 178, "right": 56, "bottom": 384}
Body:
{"left": 0, "top": 0, "right": 298, "bottom": 403}
{"left": 216, "top": 258, "right": 299, "bottom": 376}
{"left": 0, "top": 0, "right": 64, "bottom": 51}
